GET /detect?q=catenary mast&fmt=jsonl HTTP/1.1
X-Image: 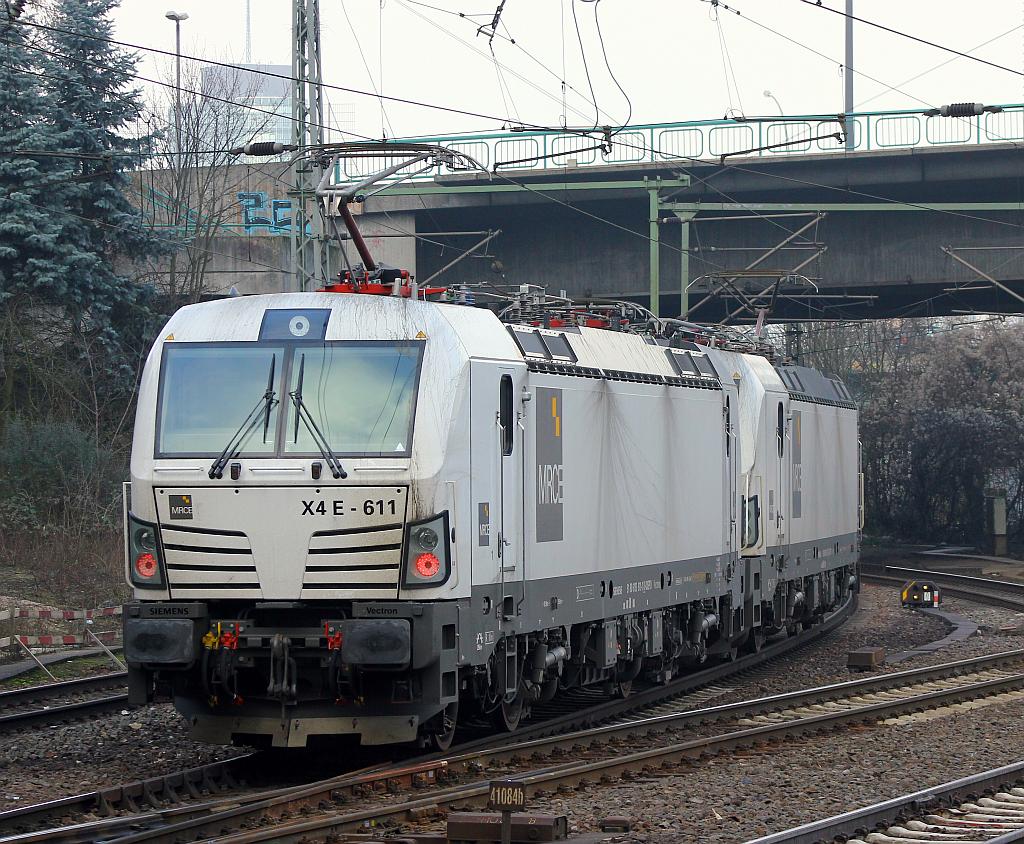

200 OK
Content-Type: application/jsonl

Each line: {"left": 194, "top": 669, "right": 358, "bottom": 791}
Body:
{"left": 291, "top": 0, "right": 329, "bottom": 291}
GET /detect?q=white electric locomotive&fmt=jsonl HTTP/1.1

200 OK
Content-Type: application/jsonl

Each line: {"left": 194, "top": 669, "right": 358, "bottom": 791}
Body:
{"left": 123, "top": 288, "right": 860, "bottom": 748}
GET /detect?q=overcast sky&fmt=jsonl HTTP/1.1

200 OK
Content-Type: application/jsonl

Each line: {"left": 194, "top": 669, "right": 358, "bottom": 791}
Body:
{"left": 112, "top": 0, "right": 1024, "bottom": 141}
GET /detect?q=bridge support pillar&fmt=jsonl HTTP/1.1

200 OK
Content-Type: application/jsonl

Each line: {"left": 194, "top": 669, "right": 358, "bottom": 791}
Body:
{"left": 673, "top": 210, "right": 696, "bottom": 318}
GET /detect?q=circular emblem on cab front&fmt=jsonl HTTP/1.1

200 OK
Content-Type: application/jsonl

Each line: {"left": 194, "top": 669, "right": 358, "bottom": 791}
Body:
{"left": 289, "top": 315, "right": 310, "bottom": 337}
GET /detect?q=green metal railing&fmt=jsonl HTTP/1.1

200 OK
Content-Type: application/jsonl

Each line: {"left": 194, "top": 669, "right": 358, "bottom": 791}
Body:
{"left": 332, "top": 102, "right": 1024, "bottom": 184}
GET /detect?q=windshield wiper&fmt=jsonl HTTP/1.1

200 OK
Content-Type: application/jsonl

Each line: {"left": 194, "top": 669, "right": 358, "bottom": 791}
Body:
{"left": 290, "top": 353, "right": 347, "bottom": 479}
{"left": 208, "top": 356, "right": 279, "bottom": 479}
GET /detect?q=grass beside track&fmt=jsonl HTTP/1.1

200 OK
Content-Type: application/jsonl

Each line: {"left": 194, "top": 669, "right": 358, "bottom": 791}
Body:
{"left": 0, "top": 653, "right": 123, "bottom": 691}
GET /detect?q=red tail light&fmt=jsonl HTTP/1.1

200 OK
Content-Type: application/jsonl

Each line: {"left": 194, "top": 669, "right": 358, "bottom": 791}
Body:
{"left": 135, "top": 552, "right": 158, "bottom": 579}
{"left": 414, "top": 553, "right": 440, "bottom": 578}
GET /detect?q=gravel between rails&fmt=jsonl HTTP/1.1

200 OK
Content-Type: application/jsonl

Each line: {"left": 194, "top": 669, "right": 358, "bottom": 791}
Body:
{"left": 503, "top": 697, "right": 1024, "bottom": 843}
{"left": 0, "top": 703, "right": 246, "bottom": 808}
{"left": 705, "top": 583, "right": 1024, "bottom": 711}
{"left": 1, "top": 580, "right": 1021, "bottom": 824}
{"left": 388, "top": 583, "right": 1024, "bottom": 844}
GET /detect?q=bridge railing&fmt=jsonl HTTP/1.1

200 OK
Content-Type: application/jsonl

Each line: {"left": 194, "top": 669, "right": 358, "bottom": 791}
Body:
{"left": 332, "top": 103, "right": 1024, "bottom": 185}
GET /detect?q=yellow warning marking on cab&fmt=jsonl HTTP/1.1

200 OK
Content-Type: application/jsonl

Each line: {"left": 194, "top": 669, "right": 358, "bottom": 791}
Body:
{"left": 165, "top": 333, "right": 175, "bottom": 341}
{"left": 415, "top": 330, "right": 427, "bottom": 339}
{"left": 551, "top": 396, "right": 560, "bottom": 437}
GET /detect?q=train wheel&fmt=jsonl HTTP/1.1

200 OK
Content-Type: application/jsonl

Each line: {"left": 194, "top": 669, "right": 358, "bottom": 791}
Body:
{"left": 614, "top": 679, "right": 633, "bottom": 698}
{"left": 491, "top": 694, "right": 523, "bottom": 732}
{"left": 427, "top": 702, "right": 458, "bottom": 752}
{"left": 746, "top": 631, "right": 765, "bottom": 654}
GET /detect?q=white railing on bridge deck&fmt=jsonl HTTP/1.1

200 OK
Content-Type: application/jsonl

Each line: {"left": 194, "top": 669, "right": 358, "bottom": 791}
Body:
{"left": 332, "top": 102, "right": 1024, "bottom": 185}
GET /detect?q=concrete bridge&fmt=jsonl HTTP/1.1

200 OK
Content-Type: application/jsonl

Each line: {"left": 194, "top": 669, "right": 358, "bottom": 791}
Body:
{"left": 156, "top": 104, "right": 1024, "bottom": 322}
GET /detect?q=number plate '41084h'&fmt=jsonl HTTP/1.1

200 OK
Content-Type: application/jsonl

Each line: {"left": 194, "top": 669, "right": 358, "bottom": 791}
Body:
{"left": 488, "top": 780, "right": 526, "bottom": 812}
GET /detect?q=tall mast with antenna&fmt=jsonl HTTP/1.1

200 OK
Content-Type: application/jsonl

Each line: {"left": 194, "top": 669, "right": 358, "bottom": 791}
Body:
{"left": 244, "top": 0, "right": 252, "bottom": 63}
{"left": 291, "top": 0, "right": 329, "bottom": 291}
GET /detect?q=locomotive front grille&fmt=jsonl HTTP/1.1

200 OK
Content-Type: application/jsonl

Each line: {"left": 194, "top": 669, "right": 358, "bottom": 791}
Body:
{"left": 161, "top": 525, "right": 263, "bottom": 599}
{"left": 300, "top": 524, "right": 403, "bottom": 600}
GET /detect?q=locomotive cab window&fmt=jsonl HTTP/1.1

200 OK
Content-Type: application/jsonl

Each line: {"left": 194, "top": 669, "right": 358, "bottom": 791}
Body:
{"left": 157, "top": 345, "right": 284, "bottom": 457}
{"left": 508, "top": 328, "right": 549, "bottom": 359}
{"left": 540, "top": 333, "right": 576, "bottom": 362}
{"left": 666, "top": 349, "right": 699, "bottom": 376}
{"left": 499, "top": 374, "right": 514, "bottom": 456}
{"left": 692, "top": 354, "right": 718, "bottom": 378}
{"left": 155, "top": 341, "right": 423, "bottom": 458}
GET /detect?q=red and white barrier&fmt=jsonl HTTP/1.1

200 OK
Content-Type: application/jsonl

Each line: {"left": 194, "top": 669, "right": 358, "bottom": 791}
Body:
{"left": 0, "top": 631, "right": 120, "bottom": 648}
{"left": 0, "top": 605, "right": 122, "bottom": 622}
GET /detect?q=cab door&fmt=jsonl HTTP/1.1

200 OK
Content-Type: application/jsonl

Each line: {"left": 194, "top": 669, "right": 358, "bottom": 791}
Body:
{"left": 496, "top": 368, "right": 525, "bottom": 622}
{"left": 469, "top": 362, "right": 525, "bottom": 625}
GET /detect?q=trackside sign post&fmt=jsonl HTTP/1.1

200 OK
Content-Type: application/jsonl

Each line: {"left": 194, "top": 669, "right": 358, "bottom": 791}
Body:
{"left": 488, "top": 780, "right": 525, "bottom": 844}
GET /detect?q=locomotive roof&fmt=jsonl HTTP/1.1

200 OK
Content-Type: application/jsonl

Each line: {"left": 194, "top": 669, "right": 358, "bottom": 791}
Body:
{"left": 159, "top": 294, "right": 852, "bottom": 407}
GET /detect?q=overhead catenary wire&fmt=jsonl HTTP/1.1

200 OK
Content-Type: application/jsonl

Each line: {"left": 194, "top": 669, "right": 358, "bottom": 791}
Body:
{"left": 5, "top": 10, "right": 803, "bottom": 284}
{"left": 8, "top": 16, "right": 563, "bottom": 135}
{"left": 586, "top": 0, "right": 632, "bottom": 133}
{"left": 797, "top": 0, "right": 1024, "bottom": 80}
{"left": 339, "top": 0, "right": 395, "bottom": 140}
{"left": 710, "top": 0, "right": 744, "bottom": 117}
{"left": 402, "top": 0, "right": 618, "bottom": 128}
{"left": 697, "top": 1, "right": 1024, "bottom": 157}
{"left": 10, "top": 10, "right": 1023, "bottom": 320}
{"left": 854, "top": 23, "right": 1024, "bottom": 110}
{"left": 570, "top": 0, "right": 600, "bottom": 130}
{"left": 391, "top": 0, "right": 601, "bottom": 128}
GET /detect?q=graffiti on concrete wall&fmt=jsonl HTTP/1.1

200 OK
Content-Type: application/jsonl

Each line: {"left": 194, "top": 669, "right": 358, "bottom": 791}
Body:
{"left": 238, "top": 191, "right": 293, "bottom": 233}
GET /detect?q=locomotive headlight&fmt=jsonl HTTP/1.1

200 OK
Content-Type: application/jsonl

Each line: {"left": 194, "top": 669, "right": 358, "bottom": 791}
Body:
{"left": 134, "top": 525, "right": 157, "bottom": 552}
{"left": 414, "top": 526, "right": 439, "bottom": 551}
{"left": 403, "top": 512, "right": 450, "bottom": 589}
{"left": 126, "top": 513, "right": 166, "bottom": 589}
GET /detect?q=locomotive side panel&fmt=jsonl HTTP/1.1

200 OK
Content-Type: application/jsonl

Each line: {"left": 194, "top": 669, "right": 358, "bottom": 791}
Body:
{"left": 788, "top": 401, "right": 859, "bottom": 550}
{"left": 521, "top": 372, "right": 730, "bottom": 624}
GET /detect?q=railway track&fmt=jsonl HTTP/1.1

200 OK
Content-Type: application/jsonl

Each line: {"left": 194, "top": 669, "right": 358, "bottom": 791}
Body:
{"left": 8, "top": 565, "right": 1024, "bottom": 835}
{"left": 749, "top": 759, "right": 1024, "bottom": 843}
{"left": 12, "top": 643, "right": 1024, "bottom": 844}
{"left": 861, "top": 564, "right": 1024, "bottom": 612}
{"left": 0, "top": 672, "right": 129, "bottom": 732}
{"left": 0, "top": 594, "right": 849, "bottom": 839}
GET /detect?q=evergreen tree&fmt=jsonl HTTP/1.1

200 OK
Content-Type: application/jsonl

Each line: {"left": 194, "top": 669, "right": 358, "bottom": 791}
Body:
{"left": 39, "top": 0, "right": 165, "bottom": 319}
{"left": 0, "top": 1, "right": 80, "bottom": 308}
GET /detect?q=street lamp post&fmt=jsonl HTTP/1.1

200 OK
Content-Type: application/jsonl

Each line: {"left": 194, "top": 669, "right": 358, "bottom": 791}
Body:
{"left": 165, "top": 11, "right": 188, "bottom": 298}
{"left": 165, "top": 11, "right": 188, "bottom": 159}
{"left": 763, "top": 90, "right": 784, "bottom": 116}
{"left": 763, "top": 90, "right": 790, "bottom": 146}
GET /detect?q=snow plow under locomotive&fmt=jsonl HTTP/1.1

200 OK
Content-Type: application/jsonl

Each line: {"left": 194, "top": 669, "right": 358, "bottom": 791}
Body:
{"left": 122, "top": 286, "right": 861, "bottom": 749}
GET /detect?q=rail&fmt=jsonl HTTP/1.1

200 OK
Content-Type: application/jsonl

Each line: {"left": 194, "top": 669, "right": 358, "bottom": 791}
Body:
{"left": 749, "top": 759, "right": 1024, "bottom": 843}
